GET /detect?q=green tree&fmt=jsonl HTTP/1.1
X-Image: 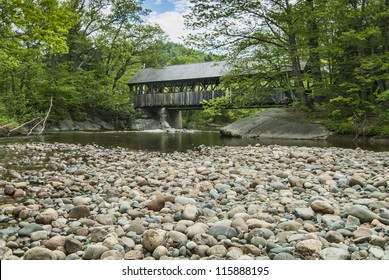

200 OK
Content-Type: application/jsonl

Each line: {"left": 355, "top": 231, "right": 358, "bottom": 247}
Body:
{"left": 0, "top": 0, "right": 77, "bottom": 122}
{"left": 0, "top": 0, "right": 168, "bottom": 126}
{"left": 185, "top": 0, "right": 312, "bottom": 105}
{"left": 185, "top": 0, "right": 389, "bottom": 136}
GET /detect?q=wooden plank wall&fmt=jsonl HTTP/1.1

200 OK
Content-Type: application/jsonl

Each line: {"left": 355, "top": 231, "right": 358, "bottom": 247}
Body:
{"left": 134, "top": 90, "right": 225, "bottom": 108}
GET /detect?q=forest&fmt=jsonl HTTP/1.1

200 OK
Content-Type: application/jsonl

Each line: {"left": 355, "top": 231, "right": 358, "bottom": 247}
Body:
{"left": 0, "top": 0, "right": 388, "bottom": 137}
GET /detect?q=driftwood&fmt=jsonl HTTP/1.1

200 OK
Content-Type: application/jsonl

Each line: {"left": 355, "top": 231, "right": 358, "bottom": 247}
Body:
{"left": 0, "top": 123, "right": 13, "bottom": 129}
{"left": 40, "top": 95, "right": 53, "bottom": 134}
{"left": 8, "top": 118, "right": 40, "bottom": 136}
{"left": 27, "top": 96, "right": 53, "bottom": 135}
{"left": 6, "top": 96, "right": 53, "bottom": 136}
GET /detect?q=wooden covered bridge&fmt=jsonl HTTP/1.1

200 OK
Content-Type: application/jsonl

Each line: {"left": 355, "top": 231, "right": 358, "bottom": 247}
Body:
{"left": 127, "top": 61, "right": 289, "bottom": 128}
{"left": 127, "top": 61, "right": 230, "bottom": 109}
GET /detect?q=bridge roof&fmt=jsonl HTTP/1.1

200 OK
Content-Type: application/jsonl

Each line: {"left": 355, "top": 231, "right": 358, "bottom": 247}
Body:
{"left": 127, "top": 61, "right": 231, "bottom": 85}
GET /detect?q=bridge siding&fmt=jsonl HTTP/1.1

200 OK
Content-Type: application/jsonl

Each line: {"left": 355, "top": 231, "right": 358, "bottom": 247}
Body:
{"left": 134, "top": 91, "right": 225, "bottom": 108}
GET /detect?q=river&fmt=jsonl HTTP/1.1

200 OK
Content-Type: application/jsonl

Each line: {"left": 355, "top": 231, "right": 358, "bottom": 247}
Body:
{"left": 1, "top": 130, "right": 389, "bottom": 152}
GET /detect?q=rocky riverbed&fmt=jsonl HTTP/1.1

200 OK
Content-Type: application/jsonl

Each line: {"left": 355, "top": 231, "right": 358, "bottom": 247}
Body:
{"left": 0, "top": 142, "right": 388, "bottom": 260}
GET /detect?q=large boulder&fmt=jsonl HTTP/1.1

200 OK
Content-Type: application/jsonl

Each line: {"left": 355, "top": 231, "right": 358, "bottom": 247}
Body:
{"left": 220, "top": 108, "right": 330, "bottom": 140}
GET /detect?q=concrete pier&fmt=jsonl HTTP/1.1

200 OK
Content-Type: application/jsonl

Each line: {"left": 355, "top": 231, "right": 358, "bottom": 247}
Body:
{"left": 166, "top": 110, "right": 183, "bottom": 129}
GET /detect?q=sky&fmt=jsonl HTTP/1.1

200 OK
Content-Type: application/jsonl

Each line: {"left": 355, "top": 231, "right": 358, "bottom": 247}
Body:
{"left": 141, "top": 0, "right": 191, "bottom": 44}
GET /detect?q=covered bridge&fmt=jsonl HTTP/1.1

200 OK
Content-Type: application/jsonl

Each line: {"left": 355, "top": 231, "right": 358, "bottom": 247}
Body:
{"left": 127, "top": 61, "right": 231, "bottom": 108}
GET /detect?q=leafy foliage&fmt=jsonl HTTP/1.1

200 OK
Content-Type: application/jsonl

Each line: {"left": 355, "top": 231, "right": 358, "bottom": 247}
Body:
{"left": 185, "top": 0, "right": 389, "bottom": 137}
{"left": 0, "top": 0, "right": 166, "bottom": 124}
{"left": 1, "top": 0, "right": 388, "bottom": 138}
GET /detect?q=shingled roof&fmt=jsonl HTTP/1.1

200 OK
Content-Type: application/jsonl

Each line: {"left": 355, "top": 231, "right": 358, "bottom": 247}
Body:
{"left": 127, "top": 61, "right": 231, "bottom": 85}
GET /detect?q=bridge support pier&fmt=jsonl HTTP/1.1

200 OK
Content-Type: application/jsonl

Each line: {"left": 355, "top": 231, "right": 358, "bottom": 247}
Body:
{"left": 166, "top": 110, "right": 183, "bottom": 129}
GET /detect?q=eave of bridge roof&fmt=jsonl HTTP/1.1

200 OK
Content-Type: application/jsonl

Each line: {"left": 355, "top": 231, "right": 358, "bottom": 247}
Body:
{"left": 127, "top": 61, "right": 231, "bottom": 85}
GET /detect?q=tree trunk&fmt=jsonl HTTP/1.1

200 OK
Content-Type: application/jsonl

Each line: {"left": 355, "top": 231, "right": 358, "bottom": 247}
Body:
{"left": 289, "top": 34, "right": 307, "bottom": 105}
{"left": 306, "top": 0, "right": 322, "bottom": 88}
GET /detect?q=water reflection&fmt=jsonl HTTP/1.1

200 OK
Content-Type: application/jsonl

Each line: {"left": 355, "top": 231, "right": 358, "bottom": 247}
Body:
{"left": 0, "top": 131, "right": 388, "bottom": 152}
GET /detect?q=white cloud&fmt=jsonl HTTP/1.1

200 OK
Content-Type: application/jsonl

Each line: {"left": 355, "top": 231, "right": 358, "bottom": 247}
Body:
{"left": 145, "top": 1, "right": 195, "bottom": 43}
{"left": 148, "top": 11, "right": 190, "bottom": 43}
{"left": 169, "top": 0, "right": 190, "bottom": 13}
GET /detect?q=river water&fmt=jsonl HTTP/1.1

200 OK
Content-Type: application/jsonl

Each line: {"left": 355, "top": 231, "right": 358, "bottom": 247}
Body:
{"left": 1, "top": 130, "right": 388, "bottom": 152}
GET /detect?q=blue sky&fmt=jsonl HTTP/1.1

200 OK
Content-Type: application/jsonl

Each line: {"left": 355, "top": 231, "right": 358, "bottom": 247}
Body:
{"left": 141, "top": 0, "right": 191, "bottom": 43}
{"left": 142, "top": 0, "right": 175, "bottom": 14}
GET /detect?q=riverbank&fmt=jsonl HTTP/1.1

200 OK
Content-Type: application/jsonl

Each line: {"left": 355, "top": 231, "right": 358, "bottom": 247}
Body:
{"left": 1, "top": 143, "right": 388, "bottom": 260}
{"left": 220, "top": 108, "right": 330, "bottom": 140}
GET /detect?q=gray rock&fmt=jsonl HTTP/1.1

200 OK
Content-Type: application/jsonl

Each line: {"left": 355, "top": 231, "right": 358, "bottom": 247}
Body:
{"left": 195, "top": 245, "right": 210, "bottom": 257}
{"left": 226, "top": 248, "right": 243, "bottom": 260}
{"left": 325, "top": 231, "right": 344, "bottom": 243}
{"left": 175, "top": 196, "right": 196, "bottom": 206}
{"left": 0, "top": 225, "right": 20, "bottom": 236}
{"left": 186, "top": 241, "right": 197, "bottom": 250}
{"left": 101, "top": 250, "right": 123, "bottom": 260}
{"left": 124, "top": 250, "right": 144, "bottom": 260}
{"left": 347, "top": 205, "right": 381, "bottom": 223}
{"left": 24, "top": 247, "right": 57, "bottom": 260}
{"left": 152, "top": 246, "right": 169, "bottom": 260}
{"left": 119, "top": 201, "right": 131, "bottom": 214}
{"left": 82, "top": 244, "right": 109, "bottom": 260}
{"left": 278, "top": 220, "right": 302, "bottom": 231}
{"left": 65, "top": 238, "right": 83, "bottom": 254}
{"left": 369, "top": 247, "right": 384, "bottom": 259}
{"left": 96, "top": 214, "right": 116, "bottom": 225}
{"left": 0, "top": 247, "right": 13, "bottom": 260}
{"left": 89, "top": 227, "right": 109, "bottom": 242}
{"left": 295, "top": 208, "right": 315, "bottom": 220}
{"left": 142, "top": 229, "right": 163, "bottom": 252}
{"left": 106, "top": 189, "right": 120, "bottom": 200}
{"left": 320, "top": 248, "right": 350, "bottom": 260}
{"left": 207, "top": 245, "right": 227, "bottom": 258}
{"left": 208, "top": 225, "right": 237, "bottom": 239}
{"left": 220, "top": 108, "right": 330, "bottom": 140}
{"left": 253, "top": 228, "right": 275, "bottom": 240}
{"left": 192, "top": 234, "right": 218, "bottom": 247}
{"left": 186, "top": 223, "right": 208, "bottom": 238}
{"left": 43, "top": 235, "right": 66, "bottom": 250}
{"left": 167, "top": 231, "right": 188, "bottom": 244}
{"left": 345, "top": 215, "right": 360, "bottom": 228}
{"left": 59, "top": 119, "right": 76, "bottom": 130}
{"left": 231, "top": 218, "right": 249, "bottom": 234}
{"left": 273, "top": 252, "right": 296, "bottom": 260}
{"left": 30, "top": 230, "right": 49, "bottom": 241}
{"left": 69, "top": 205, "right": 90, "bottom": 219}
{"left": 182, "top": 204, "right": 200, "bottom": 221}
{"left": 121, "top": 237, "right": 136, "bottom": 250}
{"left": 18, "top": 223, "right": 44, "bottom": 237}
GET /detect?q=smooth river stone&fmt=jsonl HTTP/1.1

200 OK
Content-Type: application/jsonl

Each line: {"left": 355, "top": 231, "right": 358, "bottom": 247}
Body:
{"left": 18, "top": 223, "right": 44, "bottom": 237}
{"left": 182, "top": 204, "right": 200, "bottom": 221}
{"left": 82, "top": 244, "right": 109, "bottom": 260}
{"left": 68, "top": 205, "right": 90, "bottom": 219}
{"left": 175, "top": 196, "right": 196, "bottom": 206}
{"left": 347, "top": 205, "right": 380, "bottom": 223}
{"left": 296, "top": 239, "right": 322, "bottom": 255}
{"left": 320, "top": 248, "right": 350, "bottom": 260}
{"left": 310, "top": 201, "right": 334, "bottom": 214}
{"left": 208, "top": 225, "right": 237, "bottom": 239}
{"left": 295, "top": 207, "right": 315, "bottom": 220}
{"left": 186, "top": 223, "right": 208, "bottom": 238}
{"left": 24, "top": 247, "right": 57, "bottom": 260}
{"left": 142, "top": 229, "right": 163, "bottom": 252}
